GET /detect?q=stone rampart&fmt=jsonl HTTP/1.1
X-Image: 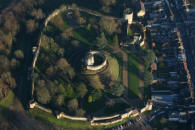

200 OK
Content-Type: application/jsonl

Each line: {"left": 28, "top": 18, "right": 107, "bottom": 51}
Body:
{"left": 29, "top": 100, "right": 152, "bottom": 126}
{"left": 92, "top": 114, "right": 120, "bottom": 121}
{"left": 29, "top": 101, "right": 52, "bottom": 113}
{"left": 57, "top": 112, "right": 88, "bottom": 121}
{"left": 91, "top": 118, "right": 123, "bottom": 126}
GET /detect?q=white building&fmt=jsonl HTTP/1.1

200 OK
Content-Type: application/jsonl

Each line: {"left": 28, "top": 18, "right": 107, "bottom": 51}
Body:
{"left": 85, "top": 53, "right": 94, "bottom": 66}
{"left": 137, "top": 0, "right": 146, "bottom": 17}
{"left": 124, "top": 9, "right": 133, "bottom": 25}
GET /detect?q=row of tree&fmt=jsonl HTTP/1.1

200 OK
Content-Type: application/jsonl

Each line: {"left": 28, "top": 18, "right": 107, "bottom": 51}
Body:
{"left": 143, "top": 49, "right": 156, "bottom": 85}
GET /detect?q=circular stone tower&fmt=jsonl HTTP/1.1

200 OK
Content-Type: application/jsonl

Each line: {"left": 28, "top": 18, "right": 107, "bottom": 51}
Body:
{"left": 85, "top": 53, "right": 94, "bottom": 66}
{"left": 83, "top": 51, "right": 107, "bottom": 72}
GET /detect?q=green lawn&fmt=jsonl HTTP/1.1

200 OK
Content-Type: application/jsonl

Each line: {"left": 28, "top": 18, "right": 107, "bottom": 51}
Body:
{"left": 27, "top": 108, "right": 136, "bottom": 129}
{"left": 128, "top": 54, "right": 141, "bottom": 98}
{"left": 50, "top": 14, "right": 70, "bottom": 32}
{"left": 107, "top": 55, "right": 119, "bottom": 81}
{"left": 114, "top": 53, "right": 123, "bottom": 82}
{"left": 28, "top": 109, "right": 92, "bottom": 129}
{"left": 72, "top": 27, "right": 97, "bottom": 46}
{"left": 83, "top": 97, "right": 105, "bottom": 113}
{"left": 0, "top": 90, "right": 14, "bottom": 120}
{"left": 73, "top": 31, "right": 91, "bottom": 45}
{"left": 60, "top": 17, "right": 70, "bottom": 31}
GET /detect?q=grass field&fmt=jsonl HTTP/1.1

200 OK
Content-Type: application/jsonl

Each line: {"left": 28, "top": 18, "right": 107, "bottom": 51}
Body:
{"left": 27, "top": 109, "right": 92, "bottom": 129}
{"left": 28, "top": 108, "right": 136, "bottom": 129}
{"left": 128, "top": 54, "right": 141, "bottom": 98}
{"left": 0, "top": 90, "right": 14, "bottom": 121}
{"left": 73, "top": 31, "right": 91, "bottom": 45}
{"left": 73, "top": 27, "right": 97, "bottom": 46}
{"left": 50, "top": 14, "right": 70, "bottom": 32}
{"left": 107, "top": 55, "right": 119, "bottom": 81}
{"left": 114, "top": 53, "right": 123, "bottom": 82}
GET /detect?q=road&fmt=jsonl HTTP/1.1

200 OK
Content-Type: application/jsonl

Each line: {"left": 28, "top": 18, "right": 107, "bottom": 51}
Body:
{"left": 166, "top": 0, "right": 195, "bottom": 101}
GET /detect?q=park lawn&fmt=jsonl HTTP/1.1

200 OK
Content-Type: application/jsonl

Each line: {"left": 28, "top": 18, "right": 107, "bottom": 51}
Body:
{"left": 0, "top": 90, "right": 14, "bottom": 121}
{"left": 114, "top": 52, "right": 123, "bottom": 82}
{"left": 73, "top": 31, "right": 91, "bottom": 45}
{"left": 27, "top": 109, "right": 93, "bottom": 129}
{"left": 128, "top": 54, "right": 141, "bottom": 98}
{"left": 60, "top": 17, "right": 70, "bottom": 31}
{"left": 107, "top": 55, "right": 119, "bottom": 81}
{"left": 72, "top": 27, "right": 97, "bottom": 46}
{"left": 27, "top": 108, "right": 136, "bottom": 130}
{"left": 50, "top": 14, "right": 70, "bottom": 32}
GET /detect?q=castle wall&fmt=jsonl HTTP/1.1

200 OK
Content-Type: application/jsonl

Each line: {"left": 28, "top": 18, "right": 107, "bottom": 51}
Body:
{"left": 30, "top": 4, "right": 152, "bottom": 127}
{"left": 86, "top": 51, "right": 107, "bottom": 71}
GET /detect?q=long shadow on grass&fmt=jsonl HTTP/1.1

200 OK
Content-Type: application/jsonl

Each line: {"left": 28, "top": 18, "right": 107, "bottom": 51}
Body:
{"left": 127, "top": 56, "right": 143, "bottom": 80}
{"left": 10, "top": 27, "right": 39, "bottom": 109}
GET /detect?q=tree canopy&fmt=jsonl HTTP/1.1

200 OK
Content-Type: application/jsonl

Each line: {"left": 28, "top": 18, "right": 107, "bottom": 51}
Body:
{"left": 143, "top": 50, "right": 156, "bottom": 68}
{"left": 96, "top": 32, "right": 107, "bottom": 49}
{"left": 99, "top": 17, "right": 118, "bottom": 35}
{"left": 14, "top": 50, "right": 24, "bottom": 59}
{"left": 36, "top": 87, "right": 51, "bottom": 104}
{"left": 90, "top": 89, "right": 102, "bottom": 102}
{"left": 144, "top": 71, "right": 153, "bottom": 85}
{"left": 75, "top": 83, "right": 88, "bottom": 98}
{"left": 110, "top": 82, "right": 125, "bottom": 97}
{"left": 67, "top": 98, "right": 78, "bottom": 111}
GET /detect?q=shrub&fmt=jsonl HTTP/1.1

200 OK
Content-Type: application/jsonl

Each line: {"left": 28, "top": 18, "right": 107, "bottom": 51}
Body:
{"left": 90, "top": 89, "right": 102, "bottom": 102}
{"left": 88, "top": 96, "right": 93, "bottom": 103}
{"left": 99, "top": 17, "right": 118, "bottom": 35}
{"left": 110, "top": 82, "right": 124, "bottom": 97}
{"left": 76, "top": 83, "right": 88, "bottom": 98}
{"left": 54, "top": 94, "right": 65, "bottom": 107}
{"left": 144, "top": 71, "right": 153, "bottom": 85}
{"left": 67, "top": 98, "right": 78, "bottom": 111}
{"left": 36, "top": 87, "right": 51, "bottom": 104}
{"left": 75, "top": 108, "right": 86, "bottom": 116}
{"left": 14, "top": 50, "right": 24, "bottom": 59}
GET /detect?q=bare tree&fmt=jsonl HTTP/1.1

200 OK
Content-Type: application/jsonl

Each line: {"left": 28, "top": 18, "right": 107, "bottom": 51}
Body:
{"left": 67, "top": 98, "right": 78, "bottom": 111}
{"left": 31, "top": 9, "right": 45, "bottom": 19}
{"left": 99, "top": 17, "right": 118, "bottom": 34}
{"left": 26, "top": 19, "right": 38, "bottom": 33}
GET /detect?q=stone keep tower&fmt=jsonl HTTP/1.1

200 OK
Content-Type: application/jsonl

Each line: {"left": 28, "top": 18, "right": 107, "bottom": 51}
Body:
{"left": 85, "top": 53, "right": 94, "bottom": 66}
{"left": 124, "top": 9, "right": 133, "bottom": 25}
